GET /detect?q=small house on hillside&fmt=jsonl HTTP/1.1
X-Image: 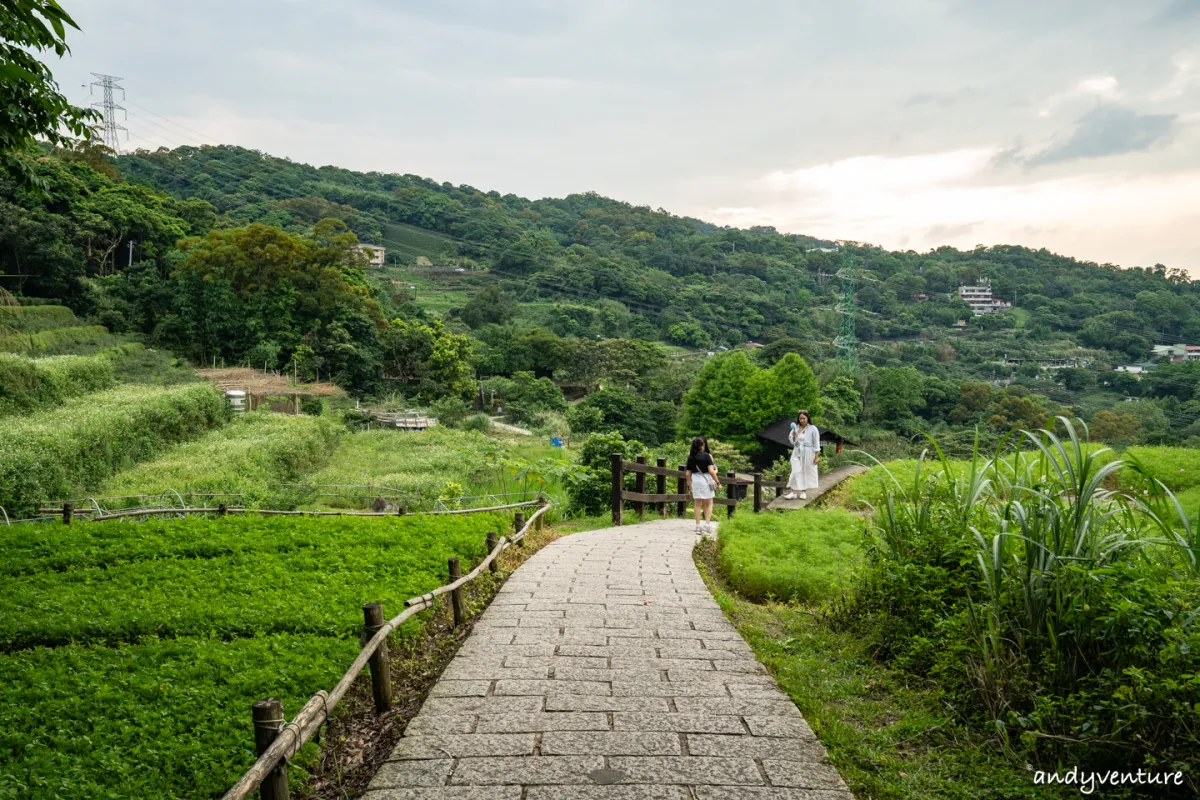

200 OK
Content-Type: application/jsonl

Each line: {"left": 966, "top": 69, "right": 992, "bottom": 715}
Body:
{"left": 757, "top": 418, "right": 856, "bottom": 464}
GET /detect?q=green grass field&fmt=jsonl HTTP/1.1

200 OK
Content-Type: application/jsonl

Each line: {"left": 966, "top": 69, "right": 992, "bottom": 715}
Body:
{"left": 383, "top": 222, "right": 456, "bottom": 263}
{"left": 717, "top": 509, "right": 864, "bottom": 604}
{"left": 0, "top": 512, "right": 507, "bottom": 799}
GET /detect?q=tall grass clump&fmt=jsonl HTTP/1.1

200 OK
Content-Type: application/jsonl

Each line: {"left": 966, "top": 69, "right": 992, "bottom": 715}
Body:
{"left": 0, "top": 353, "right": 115, "bottom": 417}
{"left": 98, "top": 413, "right": 341, "bottom": 505}
{"left": 0, "top": 383, "right": 226, "bottom": 516}
{"left": 847, "top": 419, "right": 1200, "bottom": 791}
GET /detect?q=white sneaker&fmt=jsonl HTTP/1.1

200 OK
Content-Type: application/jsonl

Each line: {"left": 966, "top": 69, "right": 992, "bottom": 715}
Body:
{"left": 784, "top": 492, "right": 798, "bottom": 500}
{"left": 799, "top": 493, "right": 807, "bottom": 500}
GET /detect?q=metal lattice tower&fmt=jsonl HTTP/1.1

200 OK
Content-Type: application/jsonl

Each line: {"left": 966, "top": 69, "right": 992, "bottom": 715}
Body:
{"left": 89, "top": 73, "right": 127, "bottom": 154}
{"left": 834, "top": 268, "right": 859, "bottom": 374}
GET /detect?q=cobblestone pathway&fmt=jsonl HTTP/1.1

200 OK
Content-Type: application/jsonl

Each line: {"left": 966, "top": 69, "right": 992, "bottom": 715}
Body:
{"left": 365, "top": 519, "right": 851, "bottom": 800}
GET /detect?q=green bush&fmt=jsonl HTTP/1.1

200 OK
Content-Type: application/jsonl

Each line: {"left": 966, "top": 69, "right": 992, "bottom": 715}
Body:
{"left": 0, "top": 383, "right": 226, "bottom": 516}
{"left": 0, "top": 353, "right": 115, "bottom": 417}
{"left": 0, "top": 304, "right": 80, "bottom": 333}
{"left": 461, "top": 413, "right": 492, "bottom": 432}
{"left": 0, "top": 325, "right": 118, "bottom": 355}
{"left": 718, "top": 510, "right": 864, "bottom": 604}
{"left": 0, "top": 512, "right": 507, "bottom": 798}
{"left": 97, "top": 413, "right": 341, "bottom": 505}
{"left": 430, "top": 395, "right": 471, "bottom": 427}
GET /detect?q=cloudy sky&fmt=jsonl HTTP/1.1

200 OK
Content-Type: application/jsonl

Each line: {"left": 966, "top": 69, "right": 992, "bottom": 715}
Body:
{"left": 51, "top": 0, "right": 1200, "bottom": 271}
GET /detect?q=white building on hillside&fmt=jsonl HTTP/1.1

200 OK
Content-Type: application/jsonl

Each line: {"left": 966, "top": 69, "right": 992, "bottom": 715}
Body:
{"left": 359, "top": 245, "right": 385, "bottom": 267}
{"left": 957, "top": 279, "right": 1012, "bottom": 316}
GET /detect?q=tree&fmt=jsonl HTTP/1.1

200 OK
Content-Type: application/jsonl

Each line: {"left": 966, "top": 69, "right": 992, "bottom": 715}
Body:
{"left": 573, "top": 387, "right": 668, "bottom": 445}
{"left": 746, "top": 352, "right": 822, "bottom": 432}
{"left": 681, "top": 351, "right": 758, "bottom": 442}
{"left": 458, "top": 284, "right": 518, "bottom": 329}
{"left": 864, "top": 367, "right": 925, "bottom": 426}
{"left": 1, "top": 0, "right": 99, "bottom": 190}
{"left": 666, "top": 321, "right": 712, "bottom": 349}
{"left": 821, "top": 374, "right": 864, "bottom": 429}
{"left": 1090, "top": 410, "right": 1142, "bottom": 446}
{"left": 382, "top": 317, "right": 474, "bottom": 401}
{"left": 1054, "top": 368, "right": 1094, "bottom": 392}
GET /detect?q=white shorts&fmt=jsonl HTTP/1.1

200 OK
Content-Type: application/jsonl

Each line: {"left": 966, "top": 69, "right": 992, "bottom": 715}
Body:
{"left": 691, "top": 473, "right": 715, "bottom": 500}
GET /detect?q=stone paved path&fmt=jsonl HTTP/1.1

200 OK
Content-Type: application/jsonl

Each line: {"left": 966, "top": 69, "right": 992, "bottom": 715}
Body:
{"left": 364, "top": 519, "right": 851, "bottom": 800}
{"left": 766, "top": 465, "right": 868, "bottom": 512}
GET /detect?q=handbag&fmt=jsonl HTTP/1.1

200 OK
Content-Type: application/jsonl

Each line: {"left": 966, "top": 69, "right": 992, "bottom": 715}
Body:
{"left": 705, "top": 459, "right": 719, "bottom": 490}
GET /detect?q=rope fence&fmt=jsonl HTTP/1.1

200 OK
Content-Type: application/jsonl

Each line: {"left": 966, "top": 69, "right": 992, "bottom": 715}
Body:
{"left": 30, "top": 499, "right": 545, "bottom": 524}
{"left": 220, "top": 500, "right": 551, "bottom": 800}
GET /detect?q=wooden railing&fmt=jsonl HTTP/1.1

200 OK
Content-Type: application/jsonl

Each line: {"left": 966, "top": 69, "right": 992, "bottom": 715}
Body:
{"left": 221, "top": 501, "right": 551, "bottom": 800}
{"left": 36, "top": 499, "right": 543, "bottom": 525}
{"left": 610, "top": 453, "right": 788, "bottom": 525}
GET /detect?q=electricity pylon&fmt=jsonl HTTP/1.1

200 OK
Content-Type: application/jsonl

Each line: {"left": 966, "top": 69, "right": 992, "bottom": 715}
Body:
{"left": 89, "top": 73, "right": 127, "bottom": 154}
{"left": 834, "top": 268, "right": 859, "bottom": 374}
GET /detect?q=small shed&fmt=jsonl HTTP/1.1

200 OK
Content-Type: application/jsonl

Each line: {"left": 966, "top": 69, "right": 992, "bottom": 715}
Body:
{"left": 757, "top": 418, "right": 856, "bottom": 461}
{"left": 196, "top": 368, "right": 344, "bottom": 414}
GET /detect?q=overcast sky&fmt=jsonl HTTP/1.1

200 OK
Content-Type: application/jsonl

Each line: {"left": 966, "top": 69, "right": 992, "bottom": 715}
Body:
{"left": 51, "top": 0, "right": 1200, "bottom": 272}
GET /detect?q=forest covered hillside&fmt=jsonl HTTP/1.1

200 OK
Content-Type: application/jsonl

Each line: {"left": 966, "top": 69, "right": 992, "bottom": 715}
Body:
{"left": 7, "top": 142, "right": 1200, "bottom": 453}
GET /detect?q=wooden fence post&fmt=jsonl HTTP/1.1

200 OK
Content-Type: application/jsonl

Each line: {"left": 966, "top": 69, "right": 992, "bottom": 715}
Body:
{"left": 534, "top": 509, "right": 544, "bottom": 532}
{"left": 775, "top": 474, "right": 784, "bottom": 499}
{"left": 611, "top": 453, "right": 624, "bottom": 526}
{"left": 753, "top": 473, "right": 763, "bottom": 513}
{"left": 448, "top": 558, "right": 465, "bottom": 627}
{"left": 635, "top": 455, "right": 646, "bottom": 521}
{"left": 676, "top": 465, "right": 687, "bottom": 517}
{"left": 513, "top": 512, "right": 525, "bottom": 547}
{"left": 62, "top": 502, "right": 73, "bottom": 526}
{"left": 487, "top": 531, "right": 499, "bottom": 573}
{"left": 252, "top": 698, "right": 289, "bottom": 800}
{"left": 726, "top": 472, "right": 736, "bottom": 519}
{"left": 218, "top": 503, "right": 228, "bottom": 517}
{"left": 656, "top": 458, "right": 667, "bottom": 517}
{"left": 362, "top": 603, "right": 392, "bottom": 714}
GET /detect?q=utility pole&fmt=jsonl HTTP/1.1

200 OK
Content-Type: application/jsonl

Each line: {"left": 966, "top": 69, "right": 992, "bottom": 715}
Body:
{"left": 127, "top": 240, "right": 134, "bottom": 267}
{"left": 89, "top": 73, "right": 127, "bottom": 154}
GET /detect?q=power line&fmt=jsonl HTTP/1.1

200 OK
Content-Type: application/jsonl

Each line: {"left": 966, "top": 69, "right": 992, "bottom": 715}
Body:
{"left": 89, "top": 74, "right": 127, "bottom": 154}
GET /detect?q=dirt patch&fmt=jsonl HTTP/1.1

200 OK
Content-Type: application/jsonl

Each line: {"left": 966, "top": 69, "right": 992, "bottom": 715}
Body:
{"left": 297, "top": 524, "right": 563, "bottom": 799}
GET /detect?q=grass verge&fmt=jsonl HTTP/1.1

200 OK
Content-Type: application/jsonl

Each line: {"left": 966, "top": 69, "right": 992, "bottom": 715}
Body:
{"left": 694, "top": 538, "right": 1069, "bottom": 800}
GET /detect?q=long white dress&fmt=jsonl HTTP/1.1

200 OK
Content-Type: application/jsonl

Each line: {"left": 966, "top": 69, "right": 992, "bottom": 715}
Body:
{"left": 788, "top": 424, "right": 820, "bottom": 492}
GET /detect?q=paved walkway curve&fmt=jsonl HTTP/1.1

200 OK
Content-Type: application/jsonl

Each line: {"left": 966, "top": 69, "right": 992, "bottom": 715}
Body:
{"left": 364, "top": 519, "right": 852, "bottom": 800}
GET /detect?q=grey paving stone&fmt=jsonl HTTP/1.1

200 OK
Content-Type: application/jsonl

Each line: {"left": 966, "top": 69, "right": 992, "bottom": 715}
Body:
{"left": 545, "top": 695, "right": 671, "bottom": 712}
{"left": 744, "top": 716, "right": 817, "bottom": 739}
{"left": 390, "top": 733, "right": 536, "bottom": 760}
{"left": 441, "top": 667, "right": 548, "bottom": 681}
{"left": 558, "top": 644, "right": 660, "bottom": 659}
{"left": 726, "top": 683, "right": 791, "bottom": 700}
{"left": 421, "top": 696, "right": 543, "bottom": 715}
{"left": 613, "top": 713, "right": 745, "bottom": 734}
{"left": 449, "top": 756, "right": 605, "bottom": 785}
{"left": 673, "top": 697, "right": 802, "bottom": 716}
{"left": 607, "top": 756, "right": 765, "bottom": 785}
{"left": 495, "top": 679, "right": 611, "bottom": 696}
{"left": 687, "top": 734, "right": 827, "bottom": 761}
{"left": 363, "top": 788, "right": 522, "bottom": 800}
{"left": 610, "top": 657, "right": 715, "bottom": 671}
{"left": 553, "top": 666, "right": 660, "bottom": 682}
{"left": 695, "top": 790, "right": 853, "bottom": 800}
{"left": 712, "top": 659, "right": 768, "bottom": 673}
{"left": 404, "top": 715, "right": 476, "bottom": 735}
{"left": 612, "top": 679, "right": 730, "bottom": 697}
{"left": 474, "top": 712, "right": 611, "bottom": 733}
{"left": 526, "top": 787, "right": 689, "bottom": 800}
{"left": 667, "top": 669, "right": 774, "bottom": 684}
{"left": 540, "top": 731, "right": 682, "bottom": 756}
{"left": 428, "top": 680, "right": 492, "bottom": 698}
{"left": 369, "top": 759, "right": 454, "bottom": 789}
{"left": 762, "top": 761, "right": 849, "bottom": 789}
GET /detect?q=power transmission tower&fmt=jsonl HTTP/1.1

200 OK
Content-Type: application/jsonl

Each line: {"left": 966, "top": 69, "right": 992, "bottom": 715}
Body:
{"left": 834, "top": 267, "right": 859, "bottom": 374}
{"left": 89, "top": 73, "right": 127, "bottom": 154}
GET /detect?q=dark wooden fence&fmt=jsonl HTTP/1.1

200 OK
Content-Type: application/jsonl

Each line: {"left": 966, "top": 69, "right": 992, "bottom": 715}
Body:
{"left": 610, "top": 453, "right": 788, "bottom": 525}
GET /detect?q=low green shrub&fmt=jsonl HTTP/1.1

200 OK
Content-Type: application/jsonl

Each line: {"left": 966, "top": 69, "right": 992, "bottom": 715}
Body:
{"left": 0, "top": 353, "right": 115, "bottom": 417}
{"left": 0, "top": 383, "right": 226, "bottom": 515}
{"left": 97, "top": 413, "right": 341, "bottom": 505}
{"left": 0, "top": 304, "right": 80, "bottom": 333}
{"left": 1120, "top": 446, "right": 1200, "bottom": 492}
{"left": 0, "top": 512, "right": 506, "bottom": 798}
{"left": 0, "top": 325, "right": 118, "bottom": 355}
{"left": 717, "top": 510, "right": 864, "bottom": 604}
{"left": 461, "top": 413, "right": 492, "bottom": 432}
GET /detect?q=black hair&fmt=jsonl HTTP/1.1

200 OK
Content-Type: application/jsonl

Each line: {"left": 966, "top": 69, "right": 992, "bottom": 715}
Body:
{"left": 796, "top": 410, "right": 811, "bottom": 425}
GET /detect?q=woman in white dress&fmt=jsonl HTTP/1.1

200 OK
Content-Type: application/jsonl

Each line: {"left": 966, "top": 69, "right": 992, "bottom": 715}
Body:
{"left": 785, "top": 410, "right": 819, "bottom": 500}
{"left": 685, "top": 436, "right": 720, "bottom": 534}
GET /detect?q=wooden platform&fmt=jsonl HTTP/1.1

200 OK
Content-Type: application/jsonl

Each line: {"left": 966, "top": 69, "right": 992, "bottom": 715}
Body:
{"left": 766, "top": 464, "right": 868, "bottom": 511}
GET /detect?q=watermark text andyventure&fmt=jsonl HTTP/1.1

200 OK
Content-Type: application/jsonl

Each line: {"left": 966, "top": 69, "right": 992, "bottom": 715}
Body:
{"left": 1032, "top": 766, "right": 1185, "bottom": 795}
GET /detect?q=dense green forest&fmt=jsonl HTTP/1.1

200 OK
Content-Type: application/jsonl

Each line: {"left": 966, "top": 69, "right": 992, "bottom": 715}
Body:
{"left": 7, "top": 142, "right": 1200, "bottom": 453}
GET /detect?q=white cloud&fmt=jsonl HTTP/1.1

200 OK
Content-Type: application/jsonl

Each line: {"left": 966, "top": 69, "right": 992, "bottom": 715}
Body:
{"left": 1038, "top": 74, "right": 1121, "bottom": 116}
{"left": 702, "top": 149, "right": 1200, "bottom": 270}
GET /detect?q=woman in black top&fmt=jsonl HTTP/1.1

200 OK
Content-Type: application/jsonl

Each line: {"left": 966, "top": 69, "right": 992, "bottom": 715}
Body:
{"left": 686, "top": 436, "right": 720, "bottom": 534}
